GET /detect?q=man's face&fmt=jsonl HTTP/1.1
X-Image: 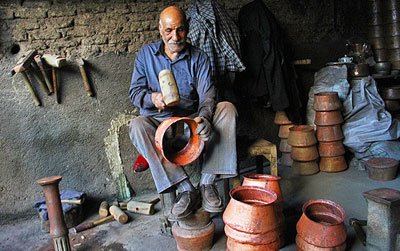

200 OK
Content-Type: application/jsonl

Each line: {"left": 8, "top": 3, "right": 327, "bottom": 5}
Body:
{"left": 159, "top": 16, "right": 187, "bottom": 54}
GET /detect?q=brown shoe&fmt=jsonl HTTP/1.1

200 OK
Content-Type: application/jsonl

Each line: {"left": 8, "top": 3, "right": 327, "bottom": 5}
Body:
{"left": 168, "top": 190, "right": 200, "bottom": 221}
{"left": 199, "top": 184, "right": 224, "bottom": 213}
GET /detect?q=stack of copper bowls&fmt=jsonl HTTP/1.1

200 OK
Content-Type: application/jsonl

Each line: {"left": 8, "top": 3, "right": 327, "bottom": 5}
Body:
{"left": 242, "top": 174, "right": 286, "bottom": 248}
{"left": 223, "top": 186, "right": 280, "bottom": 250}
{"left": 314, "top": 92, "right": 348, "bottom": 173}
{"left": 274, "top": 111, "right": 293, "bottom": 166}
{"left": 296, "top": 199, "right": 347, "bottom": 250}
{"left": 288, "top": 125, "right": 319, "bottom": 175}
{"left": 367, "top": 0, "right": 400, "bottom": 70}
{"left": 172, "top": 208, "right": 215, "bottom": 251}
{"left": 379, "top": 86, "right": 400, "bottom": 115}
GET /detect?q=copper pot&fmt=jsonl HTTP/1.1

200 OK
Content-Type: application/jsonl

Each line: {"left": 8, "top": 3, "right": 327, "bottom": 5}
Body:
{"left": 380, "top": 86, "right": 400, "bottom": 100}
{"left": 278, "top": 124, "right": 293, "bottom": 138}
{"left": 319, "top": 156, "right": 348, "bottom": 172}
{"left": 172, "top": 221, "right": 215, "bottom": 251}
{"left": 274, "top": 111, "right": 292, "bottom": 125}
{"left": 314, "top": 111, "right": 344, "bottom": 126}
{"left": 296, "top": 199, "right": 347, "bottom": 248}
{"left": 318, "top": 141, "right": 346, "bottom": 157}
{"left": 316, "top": 125, "right": 344, "bottom": 142}
{"left": 280, "top": 152, "right": 293, "bottom": 166}
{"left": 291, "top": 145, "right": 319, "bottom": 162}
{"left": 287, "top": 125, "right": 317, "bottom": 147}
{"left": 369, "top": 37, "right": 385, "bottom": 49}
{"left": 296, "top": 235, "right": 346, "bottom": 251}
{"left": 226, "top": 237, "right": 280, "bottom": 251}
{"left": 223, "top": 186, "right": 278, "bottom": 234}
{"left": 279, "top": 138, "right": 292, "bottom": 152}
{"left": 155, "top": 117, "right": 204, "bottom": 166}
{"left": 385, "top": 100, "right": 400, "bottom": 112}
{"left": 348, "top": 63, "right": 370, "bottom": 77}
{"left": 313, "top": 92, "right": 342, "bottom": 112}
{"left": 224, "top": 224, "right": 278, "bottom": 245}
{"left": 374, "top": 48, "right": 389, "bottom": 62}
{"left": 292, "top": 160, "right": 319, "bottom": 176}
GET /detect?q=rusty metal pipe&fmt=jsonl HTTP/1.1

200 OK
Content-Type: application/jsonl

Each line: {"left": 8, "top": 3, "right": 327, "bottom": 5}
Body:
{"left": 37, "top": 176, "right": 71, "bottom": 251}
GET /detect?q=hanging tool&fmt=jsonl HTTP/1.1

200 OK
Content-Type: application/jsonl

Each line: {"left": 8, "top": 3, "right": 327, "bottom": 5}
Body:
{"left": 73, "top": 215, "right": 114, "bottom": 233}
{"left": 42, "top": 54, "right": 66, "bottom": 104}
{"left": 10, "top": 50, "right": 41, "bottom": 106}
{"left": 30, "top": 62, "right": 50, "bottom": 95}
{"left": 34, "top": 55, "right": 53, "bottom": 93}
{"left": 76, "top": 57, "right": 93, "bottom": 97}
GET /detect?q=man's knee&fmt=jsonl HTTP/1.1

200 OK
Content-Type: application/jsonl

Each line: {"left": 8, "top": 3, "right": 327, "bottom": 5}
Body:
{"left": 129, "top": 116, "right": 154, "bottom": 139}
{"left": 215, "top": 101, "right": 238, "bottom": 122}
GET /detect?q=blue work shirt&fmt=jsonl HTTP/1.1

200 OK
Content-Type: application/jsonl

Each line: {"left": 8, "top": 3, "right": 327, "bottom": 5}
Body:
{"left": 129, "top": 41, "right": 216, "bottom": 121}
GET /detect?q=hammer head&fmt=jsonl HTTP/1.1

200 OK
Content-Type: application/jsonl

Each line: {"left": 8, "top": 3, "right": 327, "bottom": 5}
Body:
{"left": 42, "top": 54, "right": 66, "bottom": 68}
{"left": 76, "top": 57, "right": 85, "bottom": 67}
{"left": 13, "top": 50, "right": 38, "bottom": 73}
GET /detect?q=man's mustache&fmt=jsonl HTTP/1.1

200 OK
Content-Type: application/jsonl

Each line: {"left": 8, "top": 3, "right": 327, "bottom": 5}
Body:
{"left": 169, "top": 40, "right": 185, "bottom": 45}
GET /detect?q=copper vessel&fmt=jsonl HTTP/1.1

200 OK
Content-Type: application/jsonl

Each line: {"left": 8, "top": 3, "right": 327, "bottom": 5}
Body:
{"left": 383, "top": 10, "right": 400, "bottom": 24}
{"left": 369, "top": 37, "right": 385, "bottom": 49}
{"left": 278, "top": 124, "right": 293, "bottom": 138}
{"left": 366, "top": 157, "right": 399, "bottom": 181}
{"left": 292, "top": 160, "right": 319, "bottom": 176}
{"left": 319, "top": 156, "right": 348, "bottom": 172}
{"left": 279, "top": 138, "right": 292, "bottom": 152}
{"left": 316, "top": 125, "right": 344, "bottom": 142}
{"left": 223, "top": 186, "right": 278, "bottom": 234}
{"left": 374, "top": 48, "right": 389, "bottom": 62}
{"left": 380, "top": 86, "right": 400, "bottom": 100}
{"left": 280, "top": 152, "right": 293, "bottom": 166}
{"left": 172, "top": 221, "right": 215, "bottom": 251}
{"left": 296, "top": 199, "right": 347, "bottom": 248}
{"left": 314, "top": 111, "right": 344, "bottom": 126}
{"left": 385, "top": 0, "right": 399, "bottom": 10}
{"left": 224, "top": 224, "right": 279, "bottom": 245}
{"left": 291, "top": 145, "right": 319, "bottom": 162}
{"left": 388, "top": 48, "right": 400, "bottom": 61}
{"left": 384, "top": 23, "right": 400, "bottom": 37}
{"left": 384, "top": 100, "right": 400, "bottom": 112}
{"left": 385, "top": 35, "right": 400, "bottom": 49}
{"left": 287, "top": 125, "right": 317, "bottom": 147}
{"left": 274, "top": 111, "right": 292, "bottom": 125}
{"left": 313, "top": 92, "right": 342, "bottom": 111}
{"left": 296, "top": 235, "right": 346, "bottom": 251}
{"left": 318, "top": 141, "right": 346, "bottom": 157}
{"left": 155, "top": 117, "right": 204, "bottom": 166}
{"left": 226, "top": 237, "right": 280, "bottom": 251}
{"left": 367, "top": 0, "right": 382, "bottom": 13}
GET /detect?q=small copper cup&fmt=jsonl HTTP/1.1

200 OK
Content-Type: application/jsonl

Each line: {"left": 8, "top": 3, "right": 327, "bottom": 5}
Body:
{"left": 313, "top": 92, "right": 342, "bottom": 111}
{"left": 314, "top": 111, "right": 344, "bottom": 126}
{"left": 320, "top": 156, "right": 348, "bottom": 172}
{"left": 318, "top": 141, "right": 346, "bottom": 157}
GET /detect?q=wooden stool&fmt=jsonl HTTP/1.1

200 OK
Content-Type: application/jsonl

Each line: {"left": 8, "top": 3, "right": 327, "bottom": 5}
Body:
{"left": 223, "top": 137, "right": 278, "bottom": 202}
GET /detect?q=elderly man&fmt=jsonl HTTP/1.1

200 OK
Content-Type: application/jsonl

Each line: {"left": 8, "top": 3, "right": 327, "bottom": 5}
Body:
{"left": 129, "top": 6, "right": 237, "bottom": 221}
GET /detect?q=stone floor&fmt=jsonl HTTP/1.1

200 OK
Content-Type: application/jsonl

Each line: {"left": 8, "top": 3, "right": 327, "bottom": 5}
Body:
{"left": 1, "top": 163, "right": 399, "bottom": 251}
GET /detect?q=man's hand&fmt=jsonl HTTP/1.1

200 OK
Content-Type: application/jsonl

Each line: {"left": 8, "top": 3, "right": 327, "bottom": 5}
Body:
{"left": 194, "top": 117, "right": 211, "bottom": 141}
{"left": 151, "top": 92, "right": 166, "bottom": 112}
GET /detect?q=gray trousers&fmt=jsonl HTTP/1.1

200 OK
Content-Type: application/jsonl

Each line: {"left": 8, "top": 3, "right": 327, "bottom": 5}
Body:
{"left": 129, "top": 101, "right": 238, "bottom": 193}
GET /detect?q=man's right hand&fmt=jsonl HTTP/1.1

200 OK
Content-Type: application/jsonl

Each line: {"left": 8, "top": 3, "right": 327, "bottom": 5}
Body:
{"left": 151, "top": 92, "right": 166, "bottom": 112}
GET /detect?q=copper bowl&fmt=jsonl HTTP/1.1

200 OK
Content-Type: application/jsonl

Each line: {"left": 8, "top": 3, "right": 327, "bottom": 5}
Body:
{"left": 287, "top": 125, "right": 317, "bottom": 147}
{"left": 155, "top": 117, "right": 204, "bottom": 166}
{"left": 280, "top": 152, "right": 293, "bottom": 166}
{"left": 316, "top": 125, "right": 344, "bottom": 142}
{"left": 319, "top": 156, "right": 348, "bottom": 172}
{"left": 314, "top": 111, "right": 344, "bottom": 126}
{"left": 274, "top": 111, "right": 292, "bottom": 125}
{"left": 292, "top": 160, "right": 319, "bottom": 176}
{"left": 278, "top": 124, "right": 293, "bottom": 138}
{"left": 380, "top": 86, "right": 400, "bottom": 100}
{"left": 223, "top": 186, "right": 278, "bottom": 234}
{"left": 291, "top": 145, "right": 319, "bottom": 162}
{"left": 296, "top": 235, "right": 346, "bottom": 251}
{"left": 313, "top": 92, "right": 342, "bottom": 112}
{"left": 296, "top": 199, "right": 347, "bottom": 248}
{"left": 318, "top": 141, "right": 346, "bottom": 157}
{"left": 385, "top": 100, "right": 400, "bottom": 112}
{"left": 279, "top": 138, "right": 292, "bottom": 152}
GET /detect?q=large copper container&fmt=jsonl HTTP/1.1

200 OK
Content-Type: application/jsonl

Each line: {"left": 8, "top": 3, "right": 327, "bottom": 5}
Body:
{"left": 319, "top": 156, "right": 348, "bottom": 172}
{"left": 292, "top": 160, "right": 319, "bottom": 176}
{"left": 296, "top": 199, "right": 347, "bottom": 248}
{"left": 388, "top": 48, "right": 400, "bottom": 61}
{"left": 274, "top": 111, "right": 292, "bottom": 125}
{"left": 279, "top": 138, "right": 292, "bottom": 152}
{"left": 155, "top": 117, "right": 204, "bottom": 166}
{"left": 172, "top": 221, "right": 215, "bottom": 251}
{"left": 280, "top": 152, "right": 293, "bottom": 166}
{"left": 287, "top": 125, "right": 317, "bottom": 147}
{"left": 384, "top": 0, "right": 400, "bottom": 10}
{"left": 223, "top": 186, "right": 278, "bottom": 234}
{"left": 384, "top": 22, "right": 400, "bottom": 37}
{"left": 224, "top": 224, "right": 278, "bottom": 245}
{"left": 313, "top": 92, "right": 342, "bottom": 111}
{"left": 384, "top": 100, "right": 400, "bottom": 112}
{"left": 314, "top": 111, "right": 344, "bottom": 126}
{"left": 316, "top": 125, "right": 344, "bottom": 142}
{"left": 242, "top": 174, "right": 282, "bottom": 202}
{"left": 291, "top": 145, "right": 319, "bottom": 162}
{"left": 318, "top": 141, "right": 346, "bottom": 157}
{"left": 278, "top": 124, "right": 293, "bottom": 138}
{"left": 296, "top": 235, "right": 346, "bottom": 251}
{"left": 226, "top": 237, "right": 280, "bottom": 251}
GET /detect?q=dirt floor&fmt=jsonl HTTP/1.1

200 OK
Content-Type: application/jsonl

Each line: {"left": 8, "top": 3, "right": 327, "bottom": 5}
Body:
{"left": 1, "top": 163, "right": 399, "bottom": 251}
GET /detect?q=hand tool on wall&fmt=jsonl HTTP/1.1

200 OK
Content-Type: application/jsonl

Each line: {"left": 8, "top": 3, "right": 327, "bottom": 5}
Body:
{"left": 76, "top": 57, "right": 93, "bottom": 97}
{"left": 109, "top": 205, "right": 128, "bottom": 224}
{"left": 34, "top": 55, "right": 53, "bottom": 93}
{"left": 42, "top": 54, "right": 66, "bottom": 104}
{"left": 73, "top": 215, "right": 114, "bottom": 233}
{"left": 30, "top": 62, "right": 50, "bottom": 95}
{"left": 10, "top": 50, "right": 41, "bottom": 106}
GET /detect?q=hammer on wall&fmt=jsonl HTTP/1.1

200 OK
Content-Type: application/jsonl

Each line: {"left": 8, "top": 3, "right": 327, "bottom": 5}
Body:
{"left": 10, "top": 50, "right": 41, "bottom": 106}
{"left": 76, "top": 57, "right": 93, "bottom": 97}
{"left": 34, "top": 55, "right": 53, "bottom": 93}
{"left": 42, "top": 54, "right": 66, "bottom": 104}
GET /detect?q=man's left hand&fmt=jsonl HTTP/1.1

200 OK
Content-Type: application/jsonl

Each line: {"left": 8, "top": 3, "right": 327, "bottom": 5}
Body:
{"left": 194, "top": 117, "right": 211, "bottom": 141}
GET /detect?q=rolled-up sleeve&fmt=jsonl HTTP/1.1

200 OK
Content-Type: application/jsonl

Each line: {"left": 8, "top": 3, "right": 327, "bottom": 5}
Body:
{"left": 129, "top": 47, "right": 154, "bottom": 109}
{"left": 196, "top": 54, "right": 216, "bottom": 121}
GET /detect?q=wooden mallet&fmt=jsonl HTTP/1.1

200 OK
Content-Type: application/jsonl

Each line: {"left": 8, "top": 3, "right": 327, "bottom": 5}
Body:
{"left": 76, "top": 57, "right": 93, "bottom": 97}
{"left": 42, "top": 54, "right": 66, "bottom": 104}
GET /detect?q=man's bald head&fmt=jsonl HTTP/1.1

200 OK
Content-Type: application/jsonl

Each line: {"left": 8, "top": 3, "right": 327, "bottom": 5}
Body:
{"left": 159, "top": 6, "right": 188, "bottom": 55}
{"left": 159, "top": 6, "right": 187, "bottom": 30}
